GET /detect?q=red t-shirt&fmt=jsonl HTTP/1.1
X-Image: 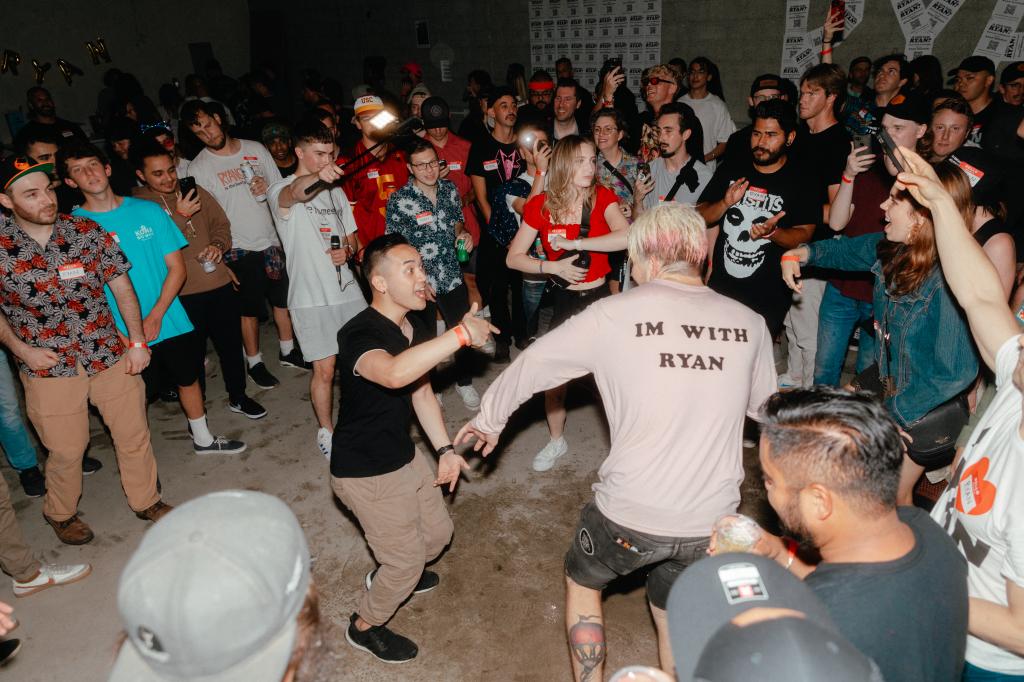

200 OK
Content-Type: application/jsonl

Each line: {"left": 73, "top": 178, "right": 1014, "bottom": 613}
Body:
{"left": 430, "top": 132, "right": 482, "bottom": 242}
{"left": 829, "top": 163, "right": 888, "bottom": 303}
{"left": 523, "top": 184, "right": 618, "bottom": 283}
{"left": 339, "top": 142, "right": 409, "bottom": 245}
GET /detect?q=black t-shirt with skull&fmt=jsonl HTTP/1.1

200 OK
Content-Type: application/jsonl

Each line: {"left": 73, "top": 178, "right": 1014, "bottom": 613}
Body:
{"left": 700, "top": 156, "right": 819, "bottom": 338}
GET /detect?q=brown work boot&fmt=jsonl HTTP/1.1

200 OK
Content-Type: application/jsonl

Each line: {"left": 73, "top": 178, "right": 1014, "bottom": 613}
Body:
{"left": 135, "top": 500, "right": 174, "bottom": 523}
{"left": 43, "top": 513, "right": 94, "bottom": 545}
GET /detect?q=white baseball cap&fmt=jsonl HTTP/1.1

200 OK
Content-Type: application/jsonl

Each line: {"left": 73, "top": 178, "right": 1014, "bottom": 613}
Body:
{"left": 353, "top": 95, "right": 385, "bottom": 116}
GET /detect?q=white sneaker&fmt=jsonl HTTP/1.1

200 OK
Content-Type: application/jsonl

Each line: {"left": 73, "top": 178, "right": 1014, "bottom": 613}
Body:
{"left": 434, "top": 391, "right": 444, "bottom": 407}
{"left": 456, "top": 384, "right": 481, "bottom": 410}
{"left": 317, "top": 427, "right": 332, "bottom": 461}
{"left": 13, "top": 562, "right": 92, "bottom": 597}
{"left": 480, "top": 305, "right": 491, "bottom": 319}
{"left": 532, "top": 437, "right": 568, "bottom": 472}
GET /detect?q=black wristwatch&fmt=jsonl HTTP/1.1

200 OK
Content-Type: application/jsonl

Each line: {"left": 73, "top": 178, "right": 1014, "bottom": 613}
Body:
{"left": 436, "top": 444, "right": 455, "bottom": 457}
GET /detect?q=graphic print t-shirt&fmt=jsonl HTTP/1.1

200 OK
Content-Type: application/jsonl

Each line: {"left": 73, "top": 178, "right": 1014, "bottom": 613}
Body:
{"left": 932, "top": 334, "right": 1024, "bottom": 674}
{"left": 700, "top": 157, "right": 818, "bottom": 337}
{"left": 467, "top": 136, "right": 525, "bottom": 209}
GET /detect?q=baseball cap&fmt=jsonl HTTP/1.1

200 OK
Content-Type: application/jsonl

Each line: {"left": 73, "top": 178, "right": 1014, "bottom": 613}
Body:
{"left": 420, "top": 96, "right": 451, "bottom": 128}
{"left": 947, "top": 146, "right": 1007, "bottom": 208}
{"left": 1001, "top": 61, "right": 1024, "bottom": 84}
{"left": 109, "top": 490, "right": 311, "bottom": 682}
{"left": 406, "top": 83, "right": 432, "bottom": 104}
{"left": 353, "top": 95, "right": 385, "bottom": 116}
{"left": 260, "top": 121, "right": 291, "bottom": 145}
{"left": 750, "top": 74, "right": 784, "bottom": 97}
{"left": 667, "top": 553, "right": 837, "bottom": 682}
{"left": 947, "top": 55, "right": 996, "bottom": 77}
{"left": 0, "top": 156, "right": 53, "bottom": 191}
{"left": 693, "top": 616, "right": 884, "bottom": 682}
{"left": 881, "top": 91, "right": 930, "bottom": 124}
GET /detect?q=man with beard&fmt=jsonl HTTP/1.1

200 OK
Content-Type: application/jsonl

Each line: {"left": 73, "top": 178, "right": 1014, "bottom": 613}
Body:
{"left": 13, "top": 87, "right": 87, "bottom": 152}
{"left": 722, "top": 74, "right": 790, "bottom": 167}
{"left": 638, "top": 102, "right": 712, "bottom": 212}
{"left": 755, "top": 387, "right": 968, "bottom": 682}
{"left": 339, "top": 96, "right": 409, "bottom": 246}
{"left": 637, "top": 63, "right": 685, "bottom": 161}
{"left": 518, "top": 71, "right": 555, "bottom": 128}
{"left": 697, "top": 100, "right": 817, "bottom": 339}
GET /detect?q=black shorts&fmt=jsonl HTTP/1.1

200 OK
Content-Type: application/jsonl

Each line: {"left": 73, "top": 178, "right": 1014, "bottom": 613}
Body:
{"left": 564, "top": 502, "right": 709, "bottom": 609}
{"left": 226, "top": 250, "right": 289, "bottom": 317}
{"left": 549, "top": 283, "right": 609, "bottom": 330}
{"left": 150, "top": 330, "right": 202, "bottom": 388}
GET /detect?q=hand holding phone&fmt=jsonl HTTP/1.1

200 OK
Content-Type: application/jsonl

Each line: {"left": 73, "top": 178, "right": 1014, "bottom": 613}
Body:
{"left": 875, "top": 128, "right": 907, "bottom": 174}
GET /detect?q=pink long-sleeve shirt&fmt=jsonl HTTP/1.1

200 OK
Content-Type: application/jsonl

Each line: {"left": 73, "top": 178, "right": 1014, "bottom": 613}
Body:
{"left": 474, "top": 279, "right": 777, "bottom": 536}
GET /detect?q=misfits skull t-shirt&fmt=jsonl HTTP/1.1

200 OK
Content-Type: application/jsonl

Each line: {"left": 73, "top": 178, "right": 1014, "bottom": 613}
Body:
{"left": 700, "top": 157, "right": 818, "bottom": 337}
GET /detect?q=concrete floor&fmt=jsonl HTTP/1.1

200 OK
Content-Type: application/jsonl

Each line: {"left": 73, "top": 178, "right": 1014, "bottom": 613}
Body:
{"left": 0, "top": 324, "right": 777, "bottom": 681}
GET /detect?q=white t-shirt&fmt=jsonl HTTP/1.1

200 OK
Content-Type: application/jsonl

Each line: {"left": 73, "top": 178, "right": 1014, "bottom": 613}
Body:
{"left": 680, "top": 93, "right": 736, "bottom": 171}
{"left": 474, "top": 279, "right": 777, "bottom": 536}
{"left": 267, "top": 175, "right": 363, "bottom": 310}
{"left": 187, "top": 139, "right": 282, "bottom": 252}
{"left": 932, "top": 334, "right": 1024, "bottom": 674}
{"left": 175, "top": 157, "right": 190, "bottom": 179}
{"left": 643, "top": 156, "right": 714, "bottom": 210}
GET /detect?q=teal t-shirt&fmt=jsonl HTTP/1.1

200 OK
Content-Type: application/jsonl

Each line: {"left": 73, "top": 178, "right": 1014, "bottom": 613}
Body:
{"left": 74, "top": 197, "right": 193, "bottom": 345}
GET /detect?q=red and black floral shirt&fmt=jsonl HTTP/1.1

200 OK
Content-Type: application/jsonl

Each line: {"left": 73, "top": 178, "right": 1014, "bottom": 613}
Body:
{"left": 0, "top": 214, "right": 130, "bottom": 377}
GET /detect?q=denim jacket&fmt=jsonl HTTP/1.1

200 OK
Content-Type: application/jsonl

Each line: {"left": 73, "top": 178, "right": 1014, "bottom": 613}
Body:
{"left": 808, "top": 233, "right": 978, "bottom": 426}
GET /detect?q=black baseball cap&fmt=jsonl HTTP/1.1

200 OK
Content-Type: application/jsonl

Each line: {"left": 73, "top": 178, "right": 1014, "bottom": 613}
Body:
{"left": 0, "top": 156, "right": 53, "bottom": 191}
{"left": 487, "top": 85, "right": 518, "bottom": 105}
{"left": 947, "top": 55, "right": 996, "bottom": 77}
{"left": 947, "top": 146, "right": 1007, "bottom": 208}
{"left": 420, "top": 96, "right": 451, "bottom": 128}
{"left": 667, "top": 554, "right": 838, "bottom": 682}
{"left": 750, "top": 74, "right": 784, "bottom": 97}
{"left": 693, "top": 616, "right": 884, "bottom": 682}
{"left": 1001, "top": 61, "right": 1024, "bottom": 84}
{"left": 881, "top": 91, "right": 930, "bottom": 124}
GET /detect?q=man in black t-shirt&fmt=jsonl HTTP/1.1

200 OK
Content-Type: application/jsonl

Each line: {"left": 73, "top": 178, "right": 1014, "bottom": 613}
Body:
{"left": 331, "top": 234, "right": 495, "bottom": 664}
{"left": 755, "top": 388, "right": 968, "bottom": 682}
{"left": 698, "top": 100, "right": 817, "bottom": 338}
{"left": 467, "top": 85, "right": 527, "bottom": 360}
{"left": 12, "top": 88, "right": 88, "bottom": 152}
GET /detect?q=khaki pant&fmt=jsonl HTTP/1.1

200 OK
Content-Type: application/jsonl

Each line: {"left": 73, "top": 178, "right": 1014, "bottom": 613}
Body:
{"left": 21, "top": 356, "right": 160, "bottom": 521}
{"left": 0, "top": 472, "right": 39, "bottom": 581}
{"left": 332, "top": 449, "right": 454, "bottom": 625}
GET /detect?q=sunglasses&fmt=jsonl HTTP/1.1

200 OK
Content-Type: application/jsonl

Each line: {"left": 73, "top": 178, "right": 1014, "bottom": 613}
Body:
{"left": 642, "top": 77, "right": 676, "bottom": 87}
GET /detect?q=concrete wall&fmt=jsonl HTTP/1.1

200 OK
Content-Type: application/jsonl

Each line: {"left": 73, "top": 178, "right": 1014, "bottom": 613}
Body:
{"left": 261, "top": 0, "right": 1008, "bottom": 123}
{"left": 0, "top": 1, "right": 250, "bottom": 145}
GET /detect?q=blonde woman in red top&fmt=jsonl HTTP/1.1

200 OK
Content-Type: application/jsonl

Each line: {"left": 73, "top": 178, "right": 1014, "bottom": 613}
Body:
{"left": 506, "top": 134, "right": 629, "bottom": 471}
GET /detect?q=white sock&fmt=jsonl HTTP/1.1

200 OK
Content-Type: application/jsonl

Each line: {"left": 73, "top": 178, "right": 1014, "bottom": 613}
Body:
{"left": 317, "top": 426, "right": 332, "bottom": 439}
{"left": 246, "top": 353, "right": 263, "bottom": 368}
{"left": 280, "top": 339, "right": 295, "bottom": 355}
{"left": 188, "top": 415, "right": 214, "bottom": 447}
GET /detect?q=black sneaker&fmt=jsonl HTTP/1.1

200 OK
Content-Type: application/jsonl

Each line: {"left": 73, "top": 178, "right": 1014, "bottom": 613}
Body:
{"left": 18, "top": 467, "right": 45, "bottom": 498}
{"left": 81, "top": 456, "right": 102, "bottom": 475}
{"left": 247, "top": 362, "right": 280, "bottom": 389}
{"left": 279, "top": 348, "right": 312, "bottom": 370}
{"left": 228, "top": 395, "right": 268, "bottom": 419}
{"left": 365, "top": 568, "right": 439, "bottom": 595}
{"left": 0, "top": 639, "right": 21, "bottom": 666}
{"left": 193, "top": 436, "right": 247, "bottom": 455}
{"left": 345, "top": 613, "right": 418, "bottom": 663}
{"left": 159, "top": 388, "right": 179, "bottom": 403}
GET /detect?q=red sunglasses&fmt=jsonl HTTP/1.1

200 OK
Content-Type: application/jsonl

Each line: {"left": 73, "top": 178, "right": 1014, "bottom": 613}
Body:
{"left": 642, "top": 76, "right": 676, "bottom": 87}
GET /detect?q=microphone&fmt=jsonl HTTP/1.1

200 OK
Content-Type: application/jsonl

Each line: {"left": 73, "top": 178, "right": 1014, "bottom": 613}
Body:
{"left": 330, "top": 235, "right": 342, "bottom": 278}
{"left": 304, "top": 116, "right": 425, "bottom": 196}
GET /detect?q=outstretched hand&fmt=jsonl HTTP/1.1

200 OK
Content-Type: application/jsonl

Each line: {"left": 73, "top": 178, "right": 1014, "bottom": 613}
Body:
{"left": 893, "top": 146, "right": 949, "bottom": 210}
{"left": 455, "top": 421, "right": 500, "bottom": 456}
{"left": 461, "top": 303, "right": 500, "bottom": 348}
{"left": 434, "top": 452, "right": 470, "bottom": 492}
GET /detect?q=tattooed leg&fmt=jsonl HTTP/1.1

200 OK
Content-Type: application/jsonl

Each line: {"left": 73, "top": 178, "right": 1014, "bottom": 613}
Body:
{"left": 566, "top": 576, "right": 606, "bottom": 682}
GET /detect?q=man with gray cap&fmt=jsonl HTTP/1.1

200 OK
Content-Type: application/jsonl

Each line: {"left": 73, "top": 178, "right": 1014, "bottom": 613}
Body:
{"left": 109, "top": 490, "right": 321, "bottom": 681}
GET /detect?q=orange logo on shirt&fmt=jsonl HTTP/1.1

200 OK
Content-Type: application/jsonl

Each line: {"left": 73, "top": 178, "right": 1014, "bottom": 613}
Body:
{"left": 955, "top": 457, "right": 997, "bottom": 516}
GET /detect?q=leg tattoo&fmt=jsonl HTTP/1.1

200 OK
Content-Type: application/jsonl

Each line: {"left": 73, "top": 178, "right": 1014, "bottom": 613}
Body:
{"left": 569, "top": 615, "right": 606, "bottom": 682}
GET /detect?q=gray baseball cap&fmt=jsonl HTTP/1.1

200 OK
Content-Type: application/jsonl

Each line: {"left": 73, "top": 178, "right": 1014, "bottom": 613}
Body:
{"left": 109, "top": 490, "right": 311, "bottom": 682}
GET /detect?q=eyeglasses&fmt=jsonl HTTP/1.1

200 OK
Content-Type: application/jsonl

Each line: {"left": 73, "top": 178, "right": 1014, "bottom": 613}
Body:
{"left": 593, "top": 125, "right": 619, "bottom": 135}
{"left": 411, "top": 160, "right": 440, "bottom": 170}
{"left": 642, "top": 77, "right": 675, "bottom": 87}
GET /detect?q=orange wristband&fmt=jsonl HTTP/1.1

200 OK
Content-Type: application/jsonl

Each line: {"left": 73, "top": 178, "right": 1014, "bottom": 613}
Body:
{"left": 841, "top": 174, "right": 853, "bottom": 184}
{"left": 781, "top": 255, "right": 802, "bottom": 263}
{"left": 453, "top": 324, "right": 470, "bottom": 347}
{"left": 785, "top": 538, "right": 799, "bottom": 570}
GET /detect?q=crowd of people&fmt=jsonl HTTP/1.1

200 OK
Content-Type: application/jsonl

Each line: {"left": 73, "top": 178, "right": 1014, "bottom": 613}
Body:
{"left": 0, "top": 14, "right": 1023, "bottom": 680}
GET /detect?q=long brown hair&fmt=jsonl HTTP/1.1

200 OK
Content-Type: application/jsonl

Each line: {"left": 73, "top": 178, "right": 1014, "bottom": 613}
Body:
{"left": 877, "top": 162, "right": 973, "bottom": 296}
{"left": 543, "top": 135, "right": 597, "bottom": 224}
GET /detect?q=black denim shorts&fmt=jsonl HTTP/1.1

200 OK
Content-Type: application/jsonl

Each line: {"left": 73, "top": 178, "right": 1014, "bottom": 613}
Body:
{"left": 564, "top": 502, "right": 709, "bottom": 609}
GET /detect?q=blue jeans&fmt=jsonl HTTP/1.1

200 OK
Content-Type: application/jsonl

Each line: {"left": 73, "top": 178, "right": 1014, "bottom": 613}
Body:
{"left": 0, "top": 351, "right": 38, "bottom": 471}
{"left": 813, "top": 283, "right": 876, "bottom": 386}
{"left": 964, "top": 662, "right": 1024, "bottom": 681}
{"left": 523, "top": 279, "right": 546, "bottom": 339}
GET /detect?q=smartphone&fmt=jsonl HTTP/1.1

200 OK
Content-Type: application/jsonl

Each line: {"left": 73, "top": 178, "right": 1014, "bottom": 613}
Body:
{"left": 830, "top": 0, "right": 846, "bottom": 43}
{"left": 438, "top": 159, "right": 447, "bottom": 169}
{"left": 874, "top": 128, "right": 906, "bottom": 173}
{"left": 852, "top": 131, "right": 873, "bottom": 156}
{"left": 636, "top": 161, "right": 651, "bottom": 184}
{"left": 178, "top": 176, "right": 197, "bottom": 198}
{"left": 603, "top": 56, "right": 623, "bottom": 72}
{"left": 520, "top": 131, "right": 536, "bottom": 149}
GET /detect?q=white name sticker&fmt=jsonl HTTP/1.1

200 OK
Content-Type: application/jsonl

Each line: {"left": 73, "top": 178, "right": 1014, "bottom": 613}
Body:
{"left": 58, "top": 262, "right": 85, "bottom": 280}
{"left": 367, "top": 170, "right": 380, "bottom": 179}
{"left": 483, "top": 160, "right": 498, "bottom": 172}
{"left": 416, "top": 211, "right": 434, "bottom": 226}
{"left": 110, "top": 232, "right": 120, "bottom": 243}
{"left": 960, "top": 473, "right": 978, "bottom": 514}
{"left": 448, "top": 162, "right": 462, "bottom": 171}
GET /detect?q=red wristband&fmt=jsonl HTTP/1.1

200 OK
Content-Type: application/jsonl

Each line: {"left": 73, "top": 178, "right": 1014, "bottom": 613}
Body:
{"left": 781, "top": 254, "right": 802, "bottom": 263}
{"left": 453, "top": 325, "right": 470, "bottom": 348}
{"left": 820, "top": 47, "right": 833, "bottom": 56}
{"left": 841, "top": 174, "right": 853, "bottom": 184}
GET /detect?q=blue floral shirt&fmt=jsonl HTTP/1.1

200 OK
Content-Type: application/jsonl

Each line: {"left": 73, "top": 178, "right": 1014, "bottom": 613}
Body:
{"left": 385, "top": 178, "right": 465, "bottom": 295}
